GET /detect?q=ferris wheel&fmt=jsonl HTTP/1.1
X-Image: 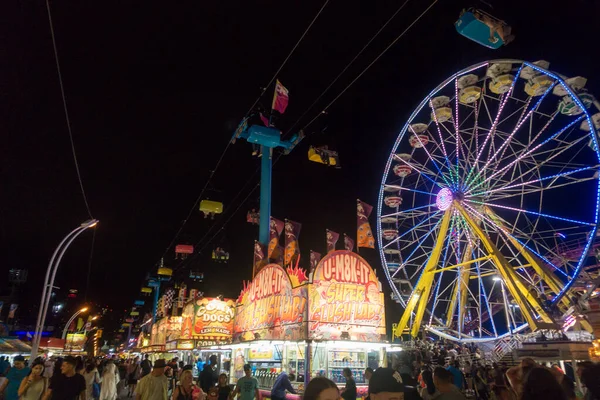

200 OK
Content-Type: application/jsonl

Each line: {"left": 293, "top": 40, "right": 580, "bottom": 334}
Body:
{"left": 377, "top": 59, "right": 600, "bottom": 342}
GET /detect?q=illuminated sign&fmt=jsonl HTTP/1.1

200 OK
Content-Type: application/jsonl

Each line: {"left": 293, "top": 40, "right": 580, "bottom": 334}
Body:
{"left": 248, "top": 346, "right": 282, "bottom": 361}
{"left": 166, "top": 317, "right": 182, "bottom": 342}
{"left": 65, "top": 333, "right": 86, "bottom": 350}
{"left": 177, "top": 339, "right": 195, "bottom": 350}
{"left": 181, "top": 298, "right": 235, "bottom": 343}
{"left": 308, "top": 250, "right": 386, "bottom": 342}
{"left": 165, "top": 341, "right": 177, "bottom": 351}
{"left": 234, "top": 264, "right": 307, "bottom": 341}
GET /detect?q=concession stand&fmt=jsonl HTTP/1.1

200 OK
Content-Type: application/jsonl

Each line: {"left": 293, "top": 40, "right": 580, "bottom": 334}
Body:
{"left": 180, "top": 297, "right": 236, "bottom": 376}
{"left": 230, "top": 251, "right": 388, "bottom": 400}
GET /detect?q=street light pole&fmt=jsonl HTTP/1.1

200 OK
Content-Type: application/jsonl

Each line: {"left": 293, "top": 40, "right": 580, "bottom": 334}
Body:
{"left": 61, "top": 307, "right": 89, "bottom": 340}
{"left": 31, "top": 219, "right": 98, "bottom": 359}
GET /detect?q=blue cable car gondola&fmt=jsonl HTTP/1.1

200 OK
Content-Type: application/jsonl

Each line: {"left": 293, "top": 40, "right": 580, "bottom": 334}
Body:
{"left": 455, "top": 8, "right": 514, "bottom": 49}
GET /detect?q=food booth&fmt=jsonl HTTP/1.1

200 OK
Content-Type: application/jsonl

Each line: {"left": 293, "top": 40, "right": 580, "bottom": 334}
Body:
{"left": 231, "top": 251, "right": 388, "bottom": 400}
{"left": 180, "top": 297, "right": 236, "bottom": 376}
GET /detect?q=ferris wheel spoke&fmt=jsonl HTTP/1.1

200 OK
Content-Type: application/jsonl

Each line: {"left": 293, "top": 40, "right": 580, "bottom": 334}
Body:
{"left": 384, "top": 184, "right": 436, "bottom": 197}
{"left": 381, "top": 203, "right": 436, "bottom": 219}
{"left": 482, "top": 175, "right": 597, "bottom": 203}
{"left": 393, "top": 220, "right": 443, "bottom": 278}
{"left": 408, "top": 126, "right": 455, "bottom": 187}
{"left": 467, "top": 165, "right": 598, "bottom": 198}
{"left": 464, "top": 68, "right": 523, "bottom": 187}
{"left": 483, "top": 85, "right": 556, "bottom": 173}
{"left": 429, "top": 213, "right": 457, "bottom": 325}
{"left": 471, "top": 243, "right": 498, "bottom": 337}
{"left": 463, "top": 202, "right": 571, "bottom": 283}
{"left": 392, "top": 155, "right": 444, "bottom": 188}
{"left": 428, "top": 101, "right": 458, "bottom": 186}
{"left": 467, "top": 115, "right": 586, "bottom": 195}
{"left": 383, "top": 211, "right": 441, "bottom": 249}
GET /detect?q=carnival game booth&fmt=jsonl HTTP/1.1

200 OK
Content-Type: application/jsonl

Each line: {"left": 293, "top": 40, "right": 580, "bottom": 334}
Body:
{"left": 231, "top": 251, "right": 387, "bottom": 400}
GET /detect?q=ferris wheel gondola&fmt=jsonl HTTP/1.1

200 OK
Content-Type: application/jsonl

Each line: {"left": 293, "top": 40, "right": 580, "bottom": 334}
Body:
{"left": 377, "top": 59, "right": 600, "bottom": 342}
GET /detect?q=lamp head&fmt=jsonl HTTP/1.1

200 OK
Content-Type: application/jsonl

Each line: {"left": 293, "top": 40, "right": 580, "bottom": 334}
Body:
{"left": 80, "top": 307, "right": 89, "bottom": 313}
{"left": 81, "top": 219, "right": 99, "bottom": 228}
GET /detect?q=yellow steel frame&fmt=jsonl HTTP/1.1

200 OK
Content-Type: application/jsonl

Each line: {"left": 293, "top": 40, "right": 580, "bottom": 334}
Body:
{"left": 484, "top": 206, "right": 571, "bottom": 309}
{"left": 434, "top": 256, "right": 492, "bottom": 274}
{"left": 394, "top": 209, "right": 453, "bottom": 338}
{"left": 456, "top": 202, "right": 553, "bottom": 328}
{"left": 446, "top": 243, "right": 473, "bottom": 330}
{"left": 394, "top": 200, "right": 562, "bottom": 339}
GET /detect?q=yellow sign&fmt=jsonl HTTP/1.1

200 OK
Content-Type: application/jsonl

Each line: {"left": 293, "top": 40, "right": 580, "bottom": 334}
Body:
{"left": 65, "top": 333, "right": 86, "bottom": 350}
{"left": 177, "top": 339, "right": 195, "bottom": 350}
{"left": 249, "top": 347, "right": 274, "bottom": 360}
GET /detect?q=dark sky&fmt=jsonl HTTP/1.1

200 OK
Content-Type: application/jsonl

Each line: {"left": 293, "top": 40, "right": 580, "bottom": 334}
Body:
{"left": 2, "top": 0, "right": 600, "bottom": 335}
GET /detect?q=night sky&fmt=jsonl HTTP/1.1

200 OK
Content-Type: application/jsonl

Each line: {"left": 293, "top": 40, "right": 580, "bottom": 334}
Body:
{"left": 2, "top": 0, "right": 599, "bottom": 336}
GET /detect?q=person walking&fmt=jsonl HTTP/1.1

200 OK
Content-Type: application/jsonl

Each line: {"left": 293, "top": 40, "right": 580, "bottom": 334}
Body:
{"left": 0, "top": 356, "right": 11, "bottom": 376}
{"left": 271, "top": 371, "right": 296, "bottom": 400}
{"left": 17, "top": 362, "right": 47, "bottom": 400}
{"left": 43, "top": 356, "right": 86, "bottom": 400}
{"left": 136, "top": 359, "right": 168, "bottom": 400}
{"left": 234, "top": 365, "right": 259, "bottom": 400}
{"left": 200, "top": 364, "right": 217, "bottom": 393}
{"left": 303, "top": 377, "right": 339, "bottom": 400}
{"left": 99, "top": 363, "right": 118, "bottom": 400}
{"left": 140, "top": 356, "right": 152, "bottom": 379}
{"left": 82, "top": 362, "right": 101, "bottom": 400}
{"left": 433, "top": 367, "right": 466, "bottom": 400}
{"left": 173, "top": 370, "right": 203, "bottom": 400}
{"left": 341, "top": 368, "right": 357, "bottom": 400}
{"left": 0, "top": 355, "right": 31, "bottom": 400}
{"left": 127, "top": 357, "right": 141, "bottom": 397}
{"left": 217, "top": 373, "right": 232, "bottom": 400}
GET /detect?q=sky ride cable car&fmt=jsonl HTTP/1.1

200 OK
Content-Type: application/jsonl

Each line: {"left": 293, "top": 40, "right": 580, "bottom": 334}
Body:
{"left": 189, "top": 271, "right": 204, "bottom": 281}
{"left": 175, "top": 244, "right": 194, "bottom": 259}
{"left": 141, "top": 287, "right": 152, "bottom": 295}
{"left": 199, "top": 200, "right": 223, "bottom": 219}
{"left": 247, "top": 209, "right": 260, "bottom": 225}
{"left": 455, "top": 8, "right": 514, "bottom": 49}
{"left": 308, "top": 145, "right": 340, "bottom": 168}
{"left": 212, "top": 247, "right": 229, "bottom": 263}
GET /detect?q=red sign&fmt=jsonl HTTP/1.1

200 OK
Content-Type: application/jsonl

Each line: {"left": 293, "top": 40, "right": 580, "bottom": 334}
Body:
{"left": 176, "top": 244, "right": 194, "bottom": 254}
{"left": 309, "top": 250, "right": 385, "bottom": 342}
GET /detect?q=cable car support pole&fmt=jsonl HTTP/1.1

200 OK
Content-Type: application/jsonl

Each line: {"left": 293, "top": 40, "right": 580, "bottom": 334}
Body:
{"left": 259, "top": 146, "right": 272, "bottom": 246}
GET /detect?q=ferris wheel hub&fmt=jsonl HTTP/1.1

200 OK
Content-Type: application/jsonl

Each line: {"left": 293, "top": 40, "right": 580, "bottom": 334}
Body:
{"left": 436, "top": 188, "right": 454, "bottom": 211}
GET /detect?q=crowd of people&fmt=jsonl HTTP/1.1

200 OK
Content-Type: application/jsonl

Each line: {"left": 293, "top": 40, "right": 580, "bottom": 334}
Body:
{"left": 0, "top": 349, "right": 599, "bottom": 400}
{"left": 381, "top": 340, "right": 600, "bottom": 400}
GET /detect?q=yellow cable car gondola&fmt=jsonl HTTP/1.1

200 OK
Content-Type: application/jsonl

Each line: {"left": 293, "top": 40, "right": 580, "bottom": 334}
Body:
{"left": 157, "top": 267, "right": 173, "bottom": 277}
{"left": 141, "top": 287, "right": 152, "bottom": 294}
{"left": 308, "top": 146, "right": 340, "bottom": 167}
{"left": 199, "top": 200, "right": 223, "bottom": 219}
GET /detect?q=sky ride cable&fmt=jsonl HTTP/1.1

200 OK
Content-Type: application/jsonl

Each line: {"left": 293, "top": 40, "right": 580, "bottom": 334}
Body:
{"left": 299, "top": 0, "right": 439, "bottom": 133}
{"left": 285, "top": 0, "right": 412, "bottom": 136}
{"left": 157, "top": 0, "right": 440, "bottom": 281}
{"left": 45, "top": 0, "right": 94, "bottom": 218}
{"left": 241, "top": 0, "right": 331, "bottom": 120}
{"left": 152, "top": 0, "right": 331, "bottom": 268}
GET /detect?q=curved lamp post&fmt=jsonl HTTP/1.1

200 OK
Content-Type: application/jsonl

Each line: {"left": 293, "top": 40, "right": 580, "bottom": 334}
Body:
{"left": 61, "top": 307, "right": 88, "bottom": 340}
{"left": 30, "top": 219, "right": 98, "bottom": 359}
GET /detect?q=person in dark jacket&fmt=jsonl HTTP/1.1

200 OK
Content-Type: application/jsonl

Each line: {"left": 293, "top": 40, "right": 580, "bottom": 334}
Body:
{"left": 341, "top": 368, "right": 357, "bottom": 400}
{"left": 140, "top": 355, "right": 152, "bottom": 378}
{"left": 200, "top": 364, "right": 218, "bottom": 393}
{"left": 271, "top": 372, "right": 296, "bottom": 400}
